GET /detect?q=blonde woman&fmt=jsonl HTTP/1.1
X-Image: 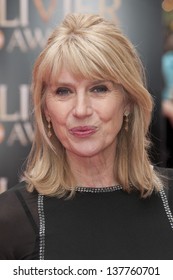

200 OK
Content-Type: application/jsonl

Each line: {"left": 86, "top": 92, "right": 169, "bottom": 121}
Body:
{"left": 0, "top": 13, "right": 173, "bottom": 260}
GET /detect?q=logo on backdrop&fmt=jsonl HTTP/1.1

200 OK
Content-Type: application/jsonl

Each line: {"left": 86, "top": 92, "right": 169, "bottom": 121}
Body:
{"left": 0, "top": 0, "right": 121, "bottom": 52}
{"left": 162, "top": 0, "right": 173, "bottom": 12}
{"left": 0, "top": 123, "right": 5, "bottom": 143}
{"left": 0, "top": 84, "right": 33, "bottom": 146}
{"left": 0, "top": 177, "right": 8, "bottom": 194}
{"left": 33, "top": 0, "right": 57, "bottom": 22}
{"left": 0, "top": 0, "right": 122, "bottom": 144}
{"left": 0, "top": 30, "right": 5, "bottom": 48}
{"left": 0, "top": 0, "right": 56, "bottom": 52}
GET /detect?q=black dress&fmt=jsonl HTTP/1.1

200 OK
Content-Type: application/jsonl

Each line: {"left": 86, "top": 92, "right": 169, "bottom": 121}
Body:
{"left": 0, "top": 168, "right": 173, "bottom": 260}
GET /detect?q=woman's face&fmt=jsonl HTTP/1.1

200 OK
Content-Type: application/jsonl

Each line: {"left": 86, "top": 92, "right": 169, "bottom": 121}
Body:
{"left": 44, "top": 67, "right": 129, "bottom": 158}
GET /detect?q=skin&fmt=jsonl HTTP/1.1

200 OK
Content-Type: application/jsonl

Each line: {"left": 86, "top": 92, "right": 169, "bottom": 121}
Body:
{"left": 45, "top": 67, "right": 130, "bottom": 187}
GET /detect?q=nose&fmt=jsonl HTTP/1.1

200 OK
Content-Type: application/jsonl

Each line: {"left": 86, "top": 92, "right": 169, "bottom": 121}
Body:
{"left": 72, "top": 93, "right": 93, "bottom": 118}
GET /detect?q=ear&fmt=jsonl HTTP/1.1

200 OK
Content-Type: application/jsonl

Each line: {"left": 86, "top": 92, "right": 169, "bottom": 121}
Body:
{"left": 124, "top": 101, "right": 132, "bottom": 116}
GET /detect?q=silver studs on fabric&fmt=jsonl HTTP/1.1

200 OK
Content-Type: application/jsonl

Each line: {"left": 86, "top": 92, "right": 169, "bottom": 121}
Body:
{"left": 76, "top": 185, "right": 123, "bottom": 193}
{"left": 38, "top": 194, "right": 45, "bottom": 260}
{"left": 160, "top": 188, "right": 173, "bottom": 231}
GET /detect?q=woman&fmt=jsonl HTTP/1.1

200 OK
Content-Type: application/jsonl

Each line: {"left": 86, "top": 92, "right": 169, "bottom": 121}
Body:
{"left": 0, "top": 13, "right": 173, "bottom": 260}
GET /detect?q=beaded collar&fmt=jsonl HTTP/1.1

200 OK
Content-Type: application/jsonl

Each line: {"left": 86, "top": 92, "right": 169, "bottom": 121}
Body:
{"left": 76, "top": 185, "right": 123, "bottom": 193}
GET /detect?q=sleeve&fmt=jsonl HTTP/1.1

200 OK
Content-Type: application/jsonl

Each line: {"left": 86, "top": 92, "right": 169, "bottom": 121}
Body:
{"left": 166, "top": 168, "right": 173, "bottom": 214}
{"left": 0, "top": 190, "right": 22, "bottom": 259}
{"left": 0, "top": 184, "right": 39, "bottom": 259}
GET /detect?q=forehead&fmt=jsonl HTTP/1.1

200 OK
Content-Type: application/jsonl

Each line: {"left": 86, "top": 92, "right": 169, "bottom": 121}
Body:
{"left": 49, "top": 66, "right": 122, "bottom": 93}
{"left": 47, "top": 63, "right": 108, "bottom": 87}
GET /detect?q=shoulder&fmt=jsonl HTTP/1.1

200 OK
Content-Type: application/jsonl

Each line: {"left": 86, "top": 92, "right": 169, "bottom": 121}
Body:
{"left": 0, "top": 181, "right": 37, "bottom": 203}
{"left": 0, "top": 181, "right": 27, "bottom": 198}
{"left": 0, "top": 181, "right": 38, "bottom": 221}
{"left": 0, "top": 181, "right": 26, "bottom": 212}
{"left": 155, "top": 167, "right": 173, "bottom": 209}
{"left": 154, "top": 166, "right": 173, "bottom": 181}
{"left": 0, "top": 181, "right": 38, "bottom": 259}
{"left": 155, "top": 167, "right": 173, "bottom": 191}
{"left": 164, "top": 168, "right": 173, "bottom": 208}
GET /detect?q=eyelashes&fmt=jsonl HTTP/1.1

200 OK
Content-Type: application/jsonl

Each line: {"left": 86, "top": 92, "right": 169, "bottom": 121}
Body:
{"left": 55, "top": 87, "right": 72, "bottom": 96}
{"left": 54, "top": 85, "right": 109, "bottom": 97}
{"left": 91, "top": 85, "right": 109, "bottom": 93}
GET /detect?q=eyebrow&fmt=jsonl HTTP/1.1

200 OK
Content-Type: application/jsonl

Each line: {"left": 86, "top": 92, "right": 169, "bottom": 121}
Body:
{"left": 52, "top": 80, "right": 115, "bottom": 87}
{"left": 90, "top": 80, "right": 115, "bottom": 86}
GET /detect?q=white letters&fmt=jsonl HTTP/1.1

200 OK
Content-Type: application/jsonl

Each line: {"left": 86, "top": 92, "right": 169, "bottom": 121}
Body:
{"left": 7, "top": 29, "right": 28, "bottom": 52}
{"left": 23, "top": 28, "right": 50, "bottom": 49}
{"left": 19, "top": 85, "right": 30, "bottom": 121}
{"left": 23, "top": 122, "right": 34, "bottom": 142}
{"left": 0, "top": 177, "right": 8, "bottom": 194}
{"left": 6, "top": 28, "right": 50, "bottom": 52}
{"left": 0, "top": 84, "right": 30, "bottom": 121}
{"left": 0, "top": 85, "right": 20, "bottom": 121}
{"left": 0, "top": 0, "right": 28, "bottom": 27}
{"left": 7, "top": 123, "right": 28, "bottom": 146}
{"left": 0, "top": 84, "right": 33, "bottom": 145}
{"left": 7, "top": 122, "right": 34, "bottom": 146}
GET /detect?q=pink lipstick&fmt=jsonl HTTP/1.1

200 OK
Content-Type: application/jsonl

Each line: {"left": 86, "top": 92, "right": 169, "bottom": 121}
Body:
{"left": 69, "top": 126, "right": 97, "bottom": 137}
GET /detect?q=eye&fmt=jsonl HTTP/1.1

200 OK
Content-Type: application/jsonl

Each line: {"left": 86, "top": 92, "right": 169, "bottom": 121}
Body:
{"left": 91, "top": 85, "right": 109, "bottom": 93}
{"left": 55, "top": 87, "right": 72, "bottom": 96}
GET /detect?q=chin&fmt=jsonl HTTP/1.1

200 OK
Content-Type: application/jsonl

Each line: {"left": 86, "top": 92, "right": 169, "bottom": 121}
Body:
{"left": 68, "top": 147, "right": 101, "bottom": 158}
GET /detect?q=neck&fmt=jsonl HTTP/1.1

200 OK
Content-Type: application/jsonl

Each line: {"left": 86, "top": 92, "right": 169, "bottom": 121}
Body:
{"left": 66, "top": 150, "right": 118, "bottom": 188}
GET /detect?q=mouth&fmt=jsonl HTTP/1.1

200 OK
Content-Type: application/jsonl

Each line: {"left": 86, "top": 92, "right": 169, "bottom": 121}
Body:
{"left": 69, "top": 126, "right": 97, "bottom": 137}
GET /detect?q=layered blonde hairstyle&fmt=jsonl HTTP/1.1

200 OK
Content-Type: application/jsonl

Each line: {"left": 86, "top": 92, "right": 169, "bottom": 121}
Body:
{"left": 24, "top": 13, "right": 162, "bottom": 198}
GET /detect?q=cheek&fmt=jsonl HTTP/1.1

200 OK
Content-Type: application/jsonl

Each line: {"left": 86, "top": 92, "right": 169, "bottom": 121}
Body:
{"left": 99, "top": 101, "right": 125, "bottom": 123}
{"left": 99, "top": 101, "right": 126, "bottom": 138}
{"left": 49, "top": 110, "right": 68, "bottom": 142}
{"left": 45, "top": 103, "right": 69, "bottom": 141}
{"left": 45, "top": 100, "right": 67, "bottom": 125}
{"left": 50, "top": 112, "right": 66, "bottom": 126}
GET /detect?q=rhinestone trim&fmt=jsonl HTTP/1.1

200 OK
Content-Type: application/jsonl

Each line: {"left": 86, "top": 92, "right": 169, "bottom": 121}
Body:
{"left": 160, "top": 188, "right": 173, "bottom": 231}
{"left": 38, "top": 194, "right": 45, "bottom": 260}
{"left": 36, "top": 186, "right": 173, "bottom": 260}
{"left": 76, "top": 185, "right": 123, "bottom": 193}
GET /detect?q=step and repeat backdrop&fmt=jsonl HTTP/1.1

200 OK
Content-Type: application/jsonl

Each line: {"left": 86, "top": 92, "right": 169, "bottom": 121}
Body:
{"left": 0, "top": 0, "right": 163, "bottom": 193}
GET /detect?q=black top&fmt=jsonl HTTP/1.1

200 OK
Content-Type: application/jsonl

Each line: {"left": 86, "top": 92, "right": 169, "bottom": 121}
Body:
{"left": 0, "top": 168, "right": 173, "bottom": 260}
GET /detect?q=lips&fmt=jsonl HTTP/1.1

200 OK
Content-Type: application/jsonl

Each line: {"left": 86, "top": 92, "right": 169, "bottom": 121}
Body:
{"left": 69, "top": 126, "right": 97, "bottom": 137}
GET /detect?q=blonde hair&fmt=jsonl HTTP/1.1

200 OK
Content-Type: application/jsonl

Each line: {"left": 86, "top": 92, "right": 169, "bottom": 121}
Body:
{"left": 24, "top": 13, "right": 162, "bottom": 198}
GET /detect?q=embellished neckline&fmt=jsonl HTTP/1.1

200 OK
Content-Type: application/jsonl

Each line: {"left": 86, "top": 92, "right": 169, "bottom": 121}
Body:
{"left": 76, "top": 185, "right": 123, "bottom": 193}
